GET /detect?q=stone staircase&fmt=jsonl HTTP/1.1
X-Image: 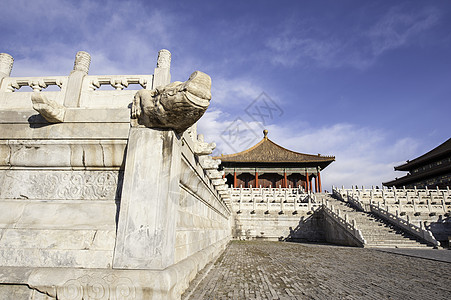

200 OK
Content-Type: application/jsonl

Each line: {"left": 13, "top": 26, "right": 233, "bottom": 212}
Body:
{"left": 323, "top": 194, "right": 433, "bottom": 248}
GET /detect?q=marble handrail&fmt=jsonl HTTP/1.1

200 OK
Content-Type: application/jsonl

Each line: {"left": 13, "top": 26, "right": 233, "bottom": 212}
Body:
{"left": 83, "top": 75, "right": 154, "bottom": 91}
{"left": 370, "top": 203, "right": 439, "bottom": 247}
{"left": 1, "top": 76, "right": 68, "bottom": 92}
{"left": 333, "top": 186, "right": 450, "bottom": 214}
{"left": 321, "top": 200, "right": 366, "bottom": 246}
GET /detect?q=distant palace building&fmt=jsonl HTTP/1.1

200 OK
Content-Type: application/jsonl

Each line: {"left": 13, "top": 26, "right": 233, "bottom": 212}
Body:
{"left": 215, "top": 130, "right": 335, "bottom": 192}
{"left": 383, "top": 138, "right": 451, "bottom": 189}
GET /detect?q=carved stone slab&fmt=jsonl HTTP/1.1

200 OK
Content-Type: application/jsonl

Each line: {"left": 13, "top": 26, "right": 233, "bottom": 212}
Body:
{"left": 113, "top": 128, "right": 181, "bottom": 270}
{"left": 0, "top": 170, "right": 121, "bottom": 200}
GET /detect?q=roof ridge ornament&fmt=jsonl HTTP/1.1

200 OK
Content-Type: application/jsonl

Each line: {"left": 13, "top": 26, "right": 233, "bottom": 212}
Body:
{"left": 263, "top": 129, "right": 268, "bottom": 139}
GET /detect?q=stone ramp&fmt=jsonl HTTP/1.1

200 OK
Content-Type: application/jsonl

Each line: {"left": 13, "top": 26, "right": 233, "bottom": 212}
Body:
{"left": 323, "top": 195, "right": 433, "bottom": 248}
{"left": 183, "top": 241, "right": 451, "bottom": 299}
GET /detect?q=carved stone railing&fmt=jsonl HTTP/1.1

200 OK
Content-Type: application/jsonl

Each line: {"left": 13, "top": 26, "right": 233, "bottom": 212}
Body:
{"left": 321, "top": 200, "right": 366, "bottom": 246}
{"left": 335, "top": 187, "right": 440, "bottom": 247}
{"left": 2, "top": 76, "right": 68, "bottom": 92}
{"left": 182, "top": 131, "right": 230, "bottom": 205}
{"left": 230, "top": 187, "right": 319, "bottom": 214}
{"left": 333, "top": 186, "right": 451, "bottom": 216}
{"left": 370, "top": 203, "right": 439, "bottom": 247}
{"left": 83, "top": 75, "right": 153, "bottom": 91}
{"left": 333, "top": 187, "right": 366, "bottom": 211}
{"left": 0, "top": 50, "right": 167, "bottom": 109}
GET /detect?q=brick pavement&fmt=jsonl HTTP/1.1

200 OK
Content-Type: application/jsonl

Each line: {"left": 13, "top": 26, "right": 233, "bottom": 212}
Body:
{"left": 182, "top": 241, "right": 451, "bottom": 299}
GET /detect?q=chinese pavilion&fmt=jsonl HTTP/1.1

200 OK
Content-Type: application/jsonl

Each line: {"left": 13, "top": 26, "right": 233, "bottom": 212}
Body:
{"left": 215, "top": 130, "right": 335, "bottom": 192}
{"left": 383, "top": 137, "right": 451, "bottom": 189}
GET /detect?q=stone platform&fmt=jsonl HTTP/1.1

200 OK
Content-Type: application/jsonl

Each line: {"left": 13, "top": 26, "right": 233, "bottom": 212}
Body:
{"left": 183, "top": 241, "right": 451, "bottom": 299}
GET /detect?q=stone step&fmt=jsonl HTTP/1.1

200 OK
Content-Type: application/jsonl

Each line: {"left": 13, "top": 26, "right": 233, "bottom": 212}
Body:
{"left": 363, "top": 232, "right": 405, "bottom": 236}
{"left": 366, "top": 240, "right": 430, "bottom": 245}
{"left": 324, "top": 196, "right": 431, "bottom": 248}
{"left": 364, "top": 237, "right": 421, "bottom": 242}
{"left": 365, "top": 244, "right": 431, "bottom": 248}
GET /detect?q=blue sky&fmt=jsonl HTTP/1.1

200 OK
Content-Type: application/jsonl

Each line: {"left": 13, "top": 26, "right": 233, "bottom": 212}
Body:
{"left": 1, "top": 0, "right": 450, "bottom": 189}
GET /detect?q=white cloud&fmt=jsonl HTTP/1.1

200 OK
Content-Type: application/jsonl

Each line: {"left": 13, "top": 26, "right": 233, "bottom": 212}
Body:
{"left": 265, "top": 5, "right": 441, "bottom": 69}
{"left": 368, "top": 6, "right": 440, "bottom": 56}
{"left": 212, "top": 77, "right": 264, "bottom": 106}
{"left": 198, "top": 109, "right": 265, "bottom": 155}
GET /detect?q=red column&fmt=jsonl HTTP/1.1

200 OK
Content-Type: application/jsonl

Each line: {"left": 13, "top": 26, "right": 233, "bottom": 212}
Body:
{"left": 318, "top": 170, "right": 322, "bottom": 193}
{"left": 283, "top": 171, "right": 287, "bottom": 188}
{"left": 233, "top": 171, "right": 237, "bottom": 188}
{"left": 315, "top": 176, "right": 318, "bottom": 193}
{"left": 255, "top": 171, "right": 259, "bottom": 187}
{"left": 305, "top": 170, "right": 309, "bottom": 192}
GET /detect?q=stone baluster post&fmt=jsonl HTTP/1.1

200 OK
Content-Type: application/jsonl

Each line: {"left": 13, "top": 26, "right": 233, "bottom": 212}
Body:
{"left": 267, "top": 192, "right": 270, "bottom": 212}
{"left": 0, "top": 53, "right": 14, "bottom": 86}
{"left": 280, "top": 195, "right": 284, "bottom": 213}
{"left": 64, "top": 51, "right": 91, "bottom": 107}
{"left": 187, "top": 123, "right": 198, "bottom": 142}
{"left": 307, "top": 195, "right": 311, "bottom": 211}
{"left": 399, "top": 194, "right": 403, "bottom": 212}
{"left": 239, "top": 192, "right": 242, "bottom": 212}
{"left": 239, "top": 185, "right": 243, "bottom": 203}
{"left": 253, "top": 193, "right": 256, "bottom": 212}
{"left": 153, "top": 49, "right": 171, "bottom": 88}
{"left": 413, "top": 195, "right": 417, "bottom": 213}
{"left": 352, "top": 219, "right": 357, "bottom": 230}
{"left": 441, "top": 191, "right": 446, "bottom": 213}
{"left": 427, "top": 198, "right": 432, "bottom": 213}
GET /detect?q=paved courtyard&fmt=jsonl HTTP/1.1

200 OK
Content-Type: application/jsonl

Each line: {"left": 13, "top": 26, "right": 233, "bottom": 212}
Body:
{"left": 183, "top": 241, "right": 451, "bottom": 300}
